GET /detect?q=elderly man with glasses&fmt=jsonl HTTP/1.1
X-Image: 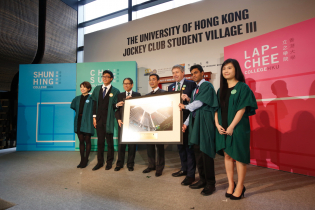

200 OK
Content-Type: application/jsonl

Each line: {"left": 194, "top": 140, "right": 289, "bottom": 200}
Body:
{"left": 114, "top": 78, "right": 141, "bottom": 172}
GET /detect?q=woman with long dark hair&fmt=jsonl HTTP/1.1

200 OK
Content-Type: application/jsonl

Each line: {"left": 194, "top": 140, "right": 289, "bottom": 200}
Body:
{"left": 71, "top": 81, "right": 94, "bottom": 168}
{"left": 215, "top": 59, "right": 257, "bottom": 200}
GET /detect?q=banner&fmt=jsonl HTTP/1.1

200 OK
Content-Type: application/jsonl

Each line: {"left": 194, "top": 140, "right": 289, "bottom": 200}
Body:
{"left": 17, "top": 63, "right": 76, "bottom": 151}
{"left": 84, "top": 0, "right": 315, "bottom": 94}
{"left": 75, "top": 61, "right": 137, "bottom": 151}
{"left": 224, "top": 18, "right": 315, "bottom": 176}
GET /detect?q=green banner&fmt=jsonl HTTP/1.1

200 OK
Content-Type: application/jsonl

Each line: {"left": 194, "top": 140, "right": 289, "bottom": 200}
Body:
{"left": 75, "top": 61, "right": 137, "bottom": 151}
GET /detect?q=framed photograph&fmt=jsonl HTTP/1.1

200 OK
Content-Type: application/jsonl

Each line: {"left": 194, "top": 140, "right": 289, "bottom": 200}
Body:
{"left": 120, "top": 91, "right": 183, "bottom": 144}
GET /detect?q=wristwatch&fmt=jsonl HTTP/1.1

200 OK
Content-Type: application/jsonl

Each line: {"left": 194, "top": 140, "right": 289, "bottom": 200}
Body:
{"left": 184, "top": 105, "right": 187, "bottom": 109}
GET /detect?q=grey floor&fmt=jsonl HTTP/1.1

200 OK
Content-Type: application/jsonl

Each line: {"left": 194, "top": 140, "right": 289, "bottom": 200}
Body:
{"left": 0, "top": 148, "right": 315, "bottom": 210}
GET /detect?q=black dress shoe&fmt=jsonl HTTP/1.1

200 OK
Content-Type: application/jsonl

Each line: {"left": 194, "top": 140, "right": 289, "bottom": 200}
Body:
{"left": 128, "top": 167, "right": 134, "bottom": 171}
{"left": 114, "top": 166, "right": 121, "bottom": 171}
{"left": 201, "top": 185, "right": 216, "bottom": 196}
{"left": 143, "top": 167, "right": 155, "bottom": 173}
{"left": 155, "top": 171, "right": 162, "bottom": 177}
{"left": 105, "top": 165, "right": 112, "bottom": 170}
{"left": 230, "top": 186, "right": 246, "bottom": 200}
{"left": 181, "top": 177, "right": 195, "bottom": 186}
{"left": 225, "top": 182, "right": 236, "bottom": 198}
{"left": 189, "top": 180, "right": 206, "bottom": 189}
{"left": 172, "top": 170, "right": 187, "bottom": 177}
{"left": 92, "top": 164, "right": 103, "bottom": 171}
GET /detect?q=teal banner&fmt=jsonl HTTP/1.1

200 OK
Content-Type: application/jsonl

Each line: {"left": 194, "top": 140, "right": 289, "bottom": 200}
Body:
{"left": 76, "top": 61, "right": 137, "bottom": 151}
{"left": 17, "top": 63, "right": 76, "bottom": 151}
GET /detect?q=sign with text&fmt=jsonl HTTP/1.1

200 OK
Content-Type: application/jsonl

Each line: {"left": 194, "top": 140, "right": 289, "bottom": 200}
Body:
{"left": 224, "top": 18, "right": 315, "bottom": 176}
{"left": 17, "top": 63, "right": 76, "bottom": 151}
{"left": 75, "top": 61, "right": 137, "bottom": 151}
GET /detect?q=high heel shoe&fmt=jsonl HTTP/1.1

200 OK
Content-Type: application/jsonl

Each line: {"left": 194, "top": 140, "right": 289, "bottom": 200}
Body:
{"left": 230, "top": 185, "right": 246, "bottom": 200}
{"left": 77, "top": 160, "right": 83, "bottom": 168}
{"left": 80, "top": 158, "right": 89, "bottom": 168}
{"left": 225, "top": 182, "right": 236, "bottom": 198}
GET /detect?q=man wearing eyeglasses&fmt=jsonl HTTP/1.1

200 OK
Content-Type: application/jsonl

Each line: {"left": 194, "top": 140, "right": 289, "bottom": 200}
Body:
{"left": 91, "top": 70, "right": 120, "bottom": 171}
{"left": 114, "top": 78, "right": 141, "bottom": 172}
{"left": 168, "top": 65, "right": 197, "bottom": 186}
{"left": 143, "top": 73, "right": 166, "bottom": 177}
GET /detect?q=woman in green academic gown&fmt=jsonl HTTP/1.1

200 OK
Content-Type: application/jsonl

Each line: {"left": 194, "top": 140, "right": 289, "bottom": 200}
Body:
{"left": 215, "top": 59, "right": 257, "bottom": 200}
{"left": 71, "top": 81, "right": 94, "bottom": 168}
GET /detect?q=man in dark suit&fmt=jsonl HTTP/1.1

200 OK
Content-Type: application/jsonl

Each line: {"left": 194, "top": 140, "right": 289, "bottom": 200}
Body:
{"left": 143, "top": 73, "right": 166, "bottom": 177}
{"left": 114, "top": 78, "right": 141, "bottom": 172}
{"left": 91, "top": 70, "right": 120, "bottom": 171}
{"left": 168, "top": 65, "right": 197, "bottom": 186}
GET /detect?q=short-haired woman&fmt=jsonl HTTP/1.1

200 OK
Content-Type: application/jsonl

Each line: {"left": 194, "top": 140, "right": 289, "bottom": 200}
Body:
{"left": 71, "top": 81, "right": 94, "bottom": 168}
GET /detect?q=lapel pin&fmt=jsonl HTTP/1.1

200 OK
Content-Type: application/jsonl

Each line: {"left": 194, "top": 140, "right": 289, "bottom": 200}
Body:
{"left": 231, "top": 89, "right": 237, "bottom": 94}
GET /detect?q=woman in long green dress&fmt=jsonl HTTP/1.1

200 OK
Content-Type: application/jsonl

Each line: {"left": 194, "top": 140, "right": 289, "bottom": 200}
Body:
{"left": 215, "top": 59, "right": 257, "bottom": 200}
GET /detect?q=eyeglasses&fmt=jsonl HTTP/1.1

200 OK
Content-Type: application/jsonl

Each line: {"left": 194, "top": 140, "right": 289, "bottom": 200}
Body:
{"left": 102, "top": 76, "right": 111, "bottom": 79}
{"left": 123, "top": 83, "right": 132, "bottom": 85}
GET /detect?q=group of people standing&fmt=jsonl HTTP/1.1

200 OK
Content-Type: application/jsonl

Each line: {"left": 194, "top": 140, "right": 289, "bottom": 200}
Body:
{"left": 71, "top": 58, "right": 257, "bottom": 199}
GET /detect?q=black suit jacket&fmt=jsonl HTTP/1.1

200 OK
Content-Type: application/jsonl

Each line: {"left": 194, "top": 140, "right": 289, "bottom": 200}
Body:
{"left": 146, "top": 88, "right": 166, "bottom": 95}
{"left": 115, "top": 91, "right": 141, "bottom": 121}
{"left": 168, "top": 79, "right": 196, "bottom": 120}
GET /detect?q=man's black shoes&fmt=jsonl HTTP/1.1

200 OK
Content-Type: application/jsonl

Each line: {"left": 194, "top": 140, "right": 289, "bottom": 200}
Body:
{"left": 172, "top": 170, "right": 187, "bottom": 177}
{"left": 181, "top": 177, "right": 195, "bottom": 186}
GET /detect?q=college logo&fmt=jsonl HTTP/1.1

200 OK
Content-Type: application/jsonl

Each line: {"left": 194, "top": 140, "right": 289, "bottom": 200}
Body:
{"left": 89, "top": 69, "right": 120, "bottom": 87}
{"left": 33, "top": 71, "right": 60, "bottom": 89}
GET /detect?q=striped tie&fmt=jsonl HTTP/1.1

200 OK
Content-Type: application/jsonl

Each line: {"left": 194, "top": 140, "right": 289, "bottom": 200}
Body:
{"left": 192, "top": 85, "right": 199, "bottom": 118}
{"left": 177, "top": 82, "right": 181, "bottom": 91}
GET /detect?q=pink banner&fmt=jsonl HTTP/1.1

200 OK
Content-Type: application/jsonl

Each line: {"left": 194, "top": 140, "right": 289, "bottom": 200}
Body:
{"left": 224, "top": 18, "right": 315, "bottom": 176}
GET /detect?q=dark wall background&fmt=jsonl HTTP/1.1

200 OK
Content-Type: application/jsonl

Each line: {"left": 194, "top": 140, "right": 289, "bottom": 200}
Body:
{"left": 0, "top": 0, "right": 39, "bottom": 91}
{"left": 0, "top": 0, "right": 78, "bottom": 149}
{"left": 41, "top": 0, "right": 77, "bottom": 63}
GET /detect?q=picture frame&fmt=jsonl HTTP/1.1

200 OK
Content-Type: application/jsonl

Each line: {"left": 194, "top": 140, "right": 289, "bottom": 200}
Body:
{"left": 120, "top": 91, "right": 183, "bottom": 144}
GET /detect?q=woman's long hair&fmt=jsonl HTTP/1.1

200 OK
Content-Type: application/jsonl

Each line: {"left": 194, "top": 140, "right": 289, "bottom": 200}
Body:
{"left": 219, "top": 58, "right": 245, "bottom": 107}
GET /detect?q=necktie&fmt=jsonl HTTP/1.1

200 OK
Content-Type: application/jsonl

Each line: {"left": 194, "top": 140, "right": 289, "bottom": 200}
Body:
{"left": 192, "top": 85, "right": 199, "bottom": 118}
{"left": 193, "top": 85, "right": 199, "bottom": 101}
{"left": 151, "top": 90, "right": 155, "bottom": 94}
{"left": 177, "top": 82, "right": 181, "bottom": 91}
{"left": 103, "top": 87, "right": 107, "bottom": 99}
{"left": 127, "top": 92, "right": 130, "bottom": 96}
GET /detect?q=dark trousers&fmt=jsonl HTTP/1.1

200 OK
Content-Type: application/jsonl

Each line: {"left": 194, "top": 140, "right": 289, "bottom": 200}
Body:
{"left": 147, "top": 144, "right": 165, "bottom": 172}
{"left": 178, "top": 129, "right": 196, "bottom": 178}
{"left": 194, "top": 144, "right": 215, "bottom": 185}
{"left": 191, "top": 117, "right": 215, "bottom": 185}
{"left": 116, "top": 127, "right": 136, "bottom": 168}
{"left": 96, "top": 118, "right": 114, "bottom": 166}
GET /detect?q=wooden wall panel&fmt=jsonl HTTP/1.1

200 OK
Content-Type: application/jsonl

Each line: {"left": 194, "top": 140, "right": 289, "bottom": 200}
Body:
{"left": 40, "top": 0, "right": 77, "bottom": 64}
{"left": 0, "top": 0, "right": 39, "bottom": 91}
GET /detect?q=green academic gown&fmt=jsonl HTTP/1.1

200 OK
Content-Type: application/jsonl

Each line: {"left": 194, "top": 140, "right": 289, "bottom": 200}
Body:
{"left": 90, "top": 85, "right": 120, "bottom": 134}
{"left": 188, "top": 81, "right": 219, "bottom": 158}
{"left": 216, "top": 82, "right": 258, "bottom": 164}
{"left": 71, "top": 94, "right": 94, "bottom": 135}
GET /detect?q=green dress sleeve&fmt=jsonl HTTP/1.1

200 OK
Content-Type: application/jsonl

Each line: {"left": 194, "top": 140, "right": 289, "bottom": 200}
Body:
{"left": 236, "top": 84, "right": 258, "bottom": 117}
{"left": 70, "top": 97, "right": 76, "bottom": 110}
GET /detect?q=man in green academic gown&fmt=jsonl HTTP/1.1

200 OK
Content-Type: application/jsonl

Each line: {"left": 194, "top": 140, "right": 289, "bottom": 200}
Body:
{"left": 90, "top": 70, "right": 120, "bottom": 171}
{"left": 180, "top": 65, "right": 219, "bottom": 196}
